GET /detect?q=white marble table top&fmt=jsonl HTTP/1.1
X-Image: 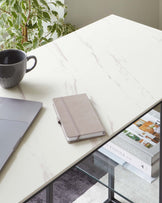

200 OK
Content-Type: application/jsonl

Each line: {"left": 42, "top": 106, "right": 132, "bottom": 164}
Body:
{"left": 0, "top": 15, "right": 161, "bottom": 203}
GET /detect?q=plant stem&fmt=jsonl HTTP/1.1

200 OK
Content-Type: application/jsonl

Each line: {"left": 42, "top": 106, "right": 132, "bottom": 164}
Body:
{"left": 22, "top": 0, "right": 31, "bottom": 43}
{"left": 27, "top": 0, "right": 31, "bottom": 23}
{"left": 0, "top": 8, "right": 11, "bottom": 16}
{"left": 22, "top": 25, "right": 28, "bottom": 43}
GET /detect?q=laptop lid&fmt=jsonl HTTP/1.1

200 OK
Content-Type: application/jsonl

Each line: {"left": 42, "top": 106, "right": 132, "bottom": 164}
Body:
{"left": 0, "top": 97, "right": 42, "bottom": 171}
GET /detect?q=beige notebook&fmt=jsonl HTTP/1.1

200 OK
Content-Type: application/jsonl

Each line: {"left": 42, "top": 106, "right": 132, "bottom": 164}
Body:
{"left": 53, "top": 94, "right": 105, "bottom": 143}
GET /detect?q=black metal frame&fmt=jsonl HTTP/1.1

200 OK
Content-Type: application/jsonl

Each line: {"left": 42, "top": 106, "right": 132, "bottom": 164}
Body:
{"left": 46, "top": 183, "right": 53, "bottom": 203}
{"left": 104, "top": 162, "right": 121, "bottom": 203}
{"left": 160, "top": 103, "right": 162, "bottom": 203}
{"left": 93, "top": 151, "right": 133, "bottom": 203}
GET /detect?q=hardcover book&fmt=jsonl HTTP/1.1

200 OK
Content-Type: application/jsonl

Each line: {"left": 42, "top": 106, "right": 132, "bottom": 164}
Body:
{"left": 100, "top": 109, "right": 160, "bottom": 177}
{"left": 53, "top": 94, "right": 105, "bottom": 143}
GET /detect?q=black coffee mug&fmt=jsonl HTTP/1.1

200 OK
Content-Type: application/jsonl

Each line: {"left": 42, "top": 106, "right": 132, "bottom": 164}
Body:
{"left": 0, "top": 49, "right": 37, "bottom": 88}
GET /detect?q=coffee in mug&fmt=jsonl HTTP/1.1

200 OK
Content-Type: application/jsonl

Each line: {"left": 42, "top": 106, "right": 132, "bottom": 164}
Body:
{"left": 0, "top": 49, "right": 37, "bottom": 88}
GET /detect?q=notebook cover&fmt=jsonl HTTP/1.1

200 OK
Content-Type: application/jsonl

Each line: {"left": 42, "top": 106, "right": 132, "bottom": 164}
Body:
{"left": 53, "top": 94, "right": 105, "bottom": 142}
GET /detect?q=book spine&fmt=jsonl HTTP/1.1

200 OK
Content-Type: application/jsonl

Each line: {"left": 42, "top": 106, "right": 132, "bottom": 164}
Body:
{"left": 98, "top": 147, "right": 157, "bottom": 182}
{"left": 103, "top": 142, "right": 154, "bottom": 176}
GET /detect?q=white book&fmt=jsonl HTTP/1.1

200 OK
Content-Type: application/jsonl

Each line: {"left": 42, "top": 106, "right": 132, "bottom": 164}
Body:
{"left": 98, "top": 147, "right": 157, "bottom": 183}
{"left": 100, "top": 109, "right": 160, "bottom": 177}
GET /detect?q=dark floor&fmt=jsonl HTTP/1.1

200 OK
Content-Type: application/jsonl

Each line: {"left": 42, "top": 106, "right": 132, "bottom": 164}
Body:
{"left": 26, "top": 154, "right": 106, "bottom": 203}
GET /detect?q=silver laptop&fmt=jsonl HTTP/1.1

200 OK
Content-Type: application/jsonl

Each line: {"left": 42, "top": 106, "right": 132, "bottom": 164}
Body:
{"left": 0, "top": 97, "right": 42, "bottom": 171}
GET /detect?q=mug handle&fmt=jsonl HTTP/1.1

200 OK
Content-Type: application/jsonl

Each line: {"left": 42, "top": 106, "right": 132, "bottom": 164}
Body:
{"left": 26, "top": 55, "right": 37, "bottom": 73}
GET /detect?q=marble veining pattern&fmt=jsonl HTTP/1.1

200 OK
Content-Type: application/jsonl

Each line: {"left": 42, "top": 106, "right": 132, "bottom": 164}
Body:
{"left": 0, "top": 15, "right": 161, "bottom": 203}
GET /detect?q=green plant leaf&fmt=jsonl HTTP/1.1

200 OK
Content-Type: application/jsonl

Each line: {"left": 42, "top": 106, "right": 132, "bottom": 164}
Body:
{"left": 52, "top": 11, "right": 58, "bottom": 17}
{"left": 37, "top": 10, "right": 43, "bottom": 19}
{"left": 41, "top": 37, "right": 48, "bottom": 42}
{"left": 47, "top": 38, "right": 53, "bottom": 42}
{"left": 51, "top": 23, "right": 56, "bottom": 34}
{"left": 8, "top": 19, "right": 13, "bottom": 27}
{"left": 16, "top": 42, "right": 24, "bottom": 50}
{"left": 1, "top": 13, "right": 8, "bottom": 22}
{"left": 16, "top": 14, "right": 22, "bottom": 26}
{"left": 64, "top": 11, "right": 67, "bottom": 18}
{"left": 21, "top": 1, "right": 26, "bottom": 10}
{"left": 40, "top": 0, "right": 50, "bottom": 9}
{"left": 50, "top": 2, "right": 56, "bottom": 7}
{"left": 16, "top": 35, "right": 23, "bottom": 41}
{"left": 11, "top": 0, "right": 16, "bottom": 6}
{"left": 56, "top": 27, "right": 61, "bottom": 37}
{"left": 33, "top": 0, "right": 39, "bottom": 8}
{"left": 37, "top": 19, "right": 42, "bottom": 27}
{"left": 56, "top": 1, "right": 64, "bottom": 7}
{"left": 14, "top": 1, "right": 22, "bottom": 13}
{"left": 38, "top": 19, "right": 43, "bottom": 38}
{"left": 24, "top": 43, "right": 33, "bottom": 52}
{"left": 33, "top": 37, "right": 39, "bottom": 48}
{"left": 40, "top": 40, "right": 47, "bottom": 46}
{"left": 6, "top": 0, "right": 9, "bottom": 6}
{"left": 31, "top": 16, "right": 37, "bottom": 25}
{"left": 43, "top": 12, "right": 51, "bottom": 22}
{"left": 47, "top": 25, "right": 52, "bottom": 32}
{"left": 22, "top": 13, "right": 27, "bottom": 23}
{"left": 27, "top": 22, "right": 38, "bottom": 29}
{"left": 11, "top": 11, "right": 17, "bottom": 19}
{"left": 38, "top": 28, "right": 43, "bottom": 38}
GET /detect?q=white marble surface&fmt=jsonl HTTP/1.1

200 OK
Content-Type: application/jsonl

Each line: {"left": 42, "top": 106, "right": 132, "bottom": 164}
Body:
{"left": 0, "top": 15, "right": 161, "bottom": 203}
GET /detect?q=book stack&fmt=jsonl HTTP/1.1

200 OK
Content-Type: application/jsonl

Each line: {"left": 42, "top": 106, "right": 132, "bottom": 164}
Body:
{"left": 99, "top": 109, "right": 160, "bottom": 182}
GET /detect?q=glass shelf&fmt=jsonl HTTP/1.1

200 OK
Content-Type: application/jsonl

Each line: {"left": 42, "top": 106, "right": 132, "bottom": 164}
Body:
{"left": 75, "top": 104, "right": 161, "bottom": 203}
{"left": 75, "top": 149, "right": 159, "bottom": 203}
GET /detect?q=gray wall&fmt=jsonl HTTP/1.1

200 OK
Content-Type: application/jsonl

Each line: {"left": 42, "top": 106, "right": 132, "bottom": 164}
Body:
{"left": 160, "top": 0, "right": 162, "bottom": 29}
{"left": 65, "top": 0, "right": 159, "bottom": 29}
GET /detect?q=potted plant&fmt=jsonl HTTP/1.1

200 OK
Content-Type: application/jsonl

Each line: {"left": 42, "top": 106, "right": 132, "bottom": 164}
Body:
{"left": 0, "top": 0, "right": 75, "bottom": 52}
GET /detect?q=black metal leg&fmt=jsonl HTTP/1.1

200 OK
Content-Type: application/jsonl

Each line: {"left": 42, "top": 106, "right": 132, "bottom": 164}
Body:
{"left": 103, "top": 164, "right": 121, "bottom": 203}
{"left": 46, "top": 183, "right": 53, "bottom": 203}
{"left": 93, "top": 151, "right": 121, "bottom": 203}
{"left": 160, "top": 102, "right": 162, "bottom": 203}
{"left": 108, "top": 164, "right": 115, "bottom": 200}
